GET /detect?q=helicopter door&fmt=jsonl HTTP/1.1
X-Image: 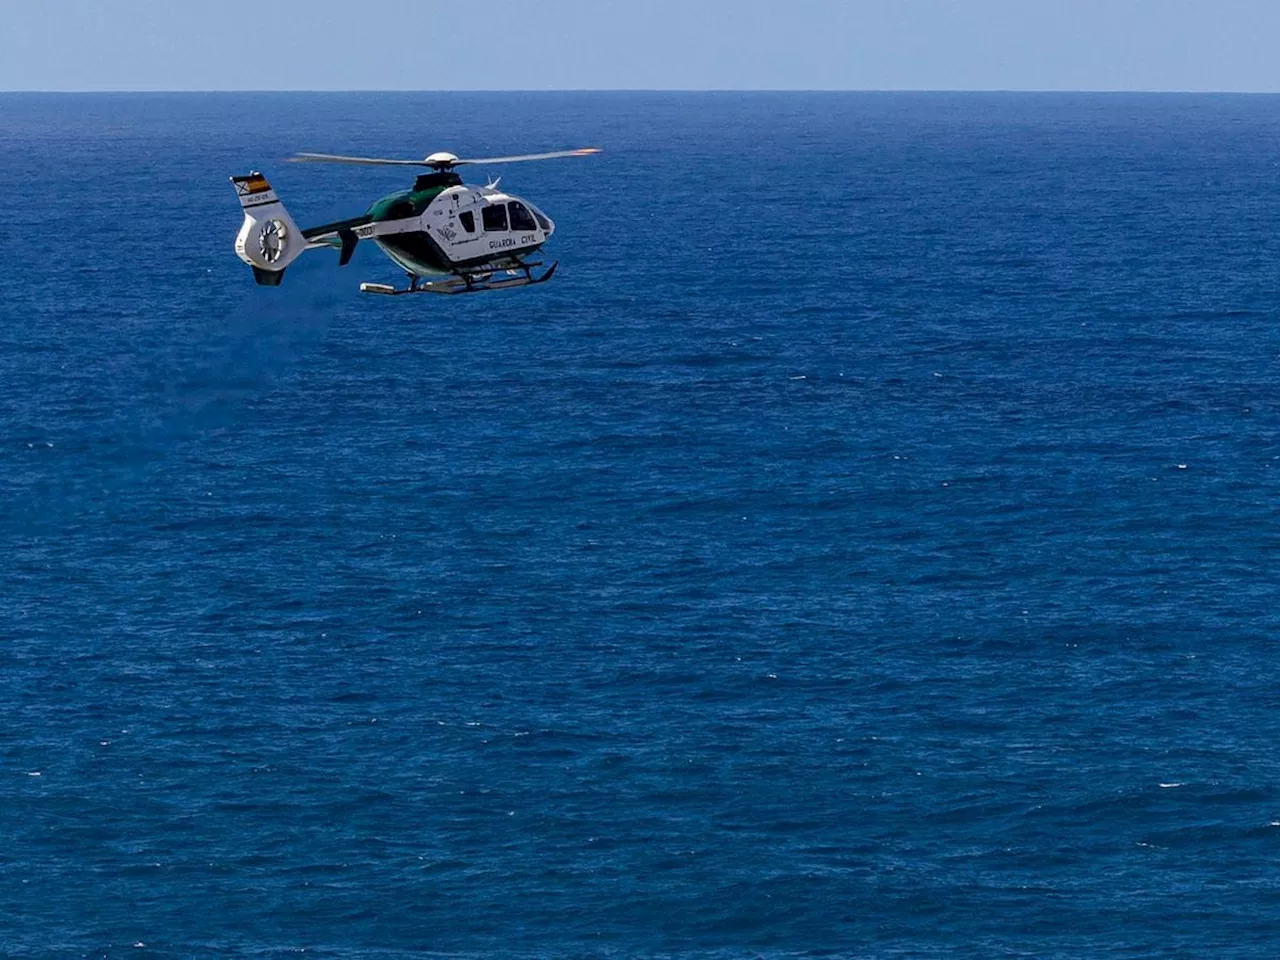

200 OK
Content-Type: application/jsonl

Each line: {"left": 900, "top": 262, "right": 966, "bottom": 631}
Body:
{"left": 481, "top": 204, "right": 508, "bottom": 233}
{"left": 436, "top": 195, "right": 483, "bottom": 261}
{"left": 449, "top": 209, "right": 480, "bottom": 251}
{"left": 481, "top": 202, "right": 521, "bottom": 256}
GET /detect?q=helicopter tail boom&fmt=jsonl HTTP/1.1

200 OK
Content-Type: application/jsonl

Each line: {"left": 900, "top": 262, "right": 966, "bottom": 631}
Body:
{"left": 231, "top": 172, "right": 310, "bottom": 285}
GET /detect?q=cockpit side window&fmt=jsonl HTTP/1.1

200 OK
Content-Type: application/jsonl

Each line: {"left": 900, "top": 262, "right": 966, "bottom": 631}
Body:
{"left": 508, "top": 201, "right": 537, "bottom": 232}
{"left": 533, "top": 210, "right": 552, "bottom": 231}
{"left": 481, "top": 204, "right": 508, "bottom": 231}
{"left": 458, "top": 210, "right": 476, "bottom": 233}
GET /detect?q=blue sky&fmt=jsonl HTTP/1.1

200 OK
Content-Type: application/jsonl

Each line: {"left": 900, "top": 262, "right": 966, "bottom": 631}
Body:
{"left": 4, "top": 0, "right": 1279, "bottom": 92}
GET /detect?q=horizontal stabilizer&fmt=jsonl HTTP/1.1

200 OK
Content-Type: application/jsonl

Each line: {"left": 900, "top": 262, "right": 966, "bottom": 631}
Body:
{"left": 302, "top": 215, "right": 374, "bottom": 242}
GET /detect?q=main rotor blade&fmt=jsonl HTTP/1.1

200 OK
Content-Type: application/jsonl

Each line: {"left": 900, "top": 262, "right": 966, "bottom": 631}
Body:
{"left": 454, "top": 148, "right": 602, "bottom": 166}
{"left": 290, "top": 152, "right": 426, "bottom": 167}
{"left": 289, "top": 147, "right": 602, "bottom": 169}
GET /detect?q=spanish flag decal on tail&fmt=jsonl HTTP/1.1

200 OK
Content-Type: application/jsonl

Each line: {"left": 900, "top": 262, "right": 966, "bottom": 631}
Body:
{"left": 231, "top": 172, "right": 279, "bottom": 209}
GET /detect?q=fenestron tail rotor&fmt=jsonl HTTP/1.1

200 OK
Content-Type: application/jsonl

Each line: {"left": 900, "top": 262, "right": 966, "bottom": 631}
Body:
{"left": 290, "top": 147, "right": 601, "bottom": 171}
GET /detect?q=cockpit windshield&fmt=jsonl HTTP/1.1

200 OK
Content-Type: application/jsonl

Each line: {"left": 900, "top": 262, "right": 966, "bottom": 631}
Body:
{"left": 508, "top": 202, "right": 537, "bottom": 232}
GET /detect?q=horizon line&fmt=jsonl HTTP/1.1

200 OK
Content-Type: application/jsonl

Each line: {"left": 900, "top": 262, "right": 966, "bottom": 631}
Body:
{"left": 4, "top": 87, "right": 1280, "bottom": 96}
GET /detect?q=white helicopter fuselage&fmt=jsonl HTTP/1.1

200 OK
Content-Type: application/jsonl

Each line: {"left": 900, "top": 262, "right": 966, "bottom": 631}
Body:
{"left": 368, "top": 183, "right": 555, "bottom": 278}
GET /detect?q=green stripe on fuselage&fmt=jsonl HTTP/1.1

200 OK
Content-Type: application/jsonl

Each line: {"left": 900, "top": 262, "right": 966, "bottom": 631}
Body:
{"left": 366, "top": 171, "right": 461, "bottom": 223}
{"left": 366, "top": 186, "right": 443, "bottom": 222}
{"left": 365, "top": 173, "right": 464, "bottom": 277}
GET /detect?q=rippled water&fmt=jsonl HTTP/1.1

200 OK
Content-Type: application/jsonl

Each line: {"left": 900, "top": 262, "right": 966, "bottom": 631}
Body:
{"left": 4, "top": 92, "right": 1280, "bottom": 958}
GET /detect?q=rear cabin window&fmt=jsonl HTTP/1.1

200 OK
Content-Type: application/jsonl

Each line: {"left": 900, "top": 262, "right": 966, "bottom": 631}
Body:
{"left": 508, "top": 201, "right": 537, "bottom": 232}
{"left": 458, "top": 211, "right": 476, "bottom": 233}
{"left": 482, "top": 205, "right": 508, "bottom": 231}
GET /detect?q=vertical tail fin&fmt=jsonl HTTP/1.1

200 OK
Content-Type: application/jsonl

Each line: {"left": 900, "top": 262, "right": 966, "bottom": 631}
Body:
{"left": 231, "top": 172, "right": 307, "bottom": 285}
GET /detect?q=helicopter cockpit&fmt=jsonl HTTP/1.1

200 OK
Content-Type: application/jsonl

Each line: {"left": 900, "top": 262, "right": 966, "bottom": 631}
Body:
{"left": 445, "top": 195, "right": 554, "bottom": 242}
{"left": 478, "top": 200, "right": 540, "bottom": 233}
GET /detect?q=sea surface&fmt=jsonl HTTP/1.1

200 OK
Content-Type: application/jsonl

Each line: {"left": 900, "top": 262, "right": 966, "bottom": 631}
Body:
{"left": 3, "top": 92, "right": 1280, "bottom": 958}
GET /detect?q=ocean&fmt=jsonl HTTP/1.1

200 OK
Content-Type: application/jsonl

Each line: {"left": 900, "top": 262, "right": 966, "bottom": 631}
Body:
{"left": 3, "top": 91, "right": 1280, "bottom": 958}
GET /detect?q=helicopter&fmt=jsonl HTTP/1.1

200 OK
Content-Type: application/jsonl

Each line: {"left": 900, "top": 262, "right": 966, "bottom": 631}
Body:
{"left": 230, "top": 146, "right": 600, "bottom": 295}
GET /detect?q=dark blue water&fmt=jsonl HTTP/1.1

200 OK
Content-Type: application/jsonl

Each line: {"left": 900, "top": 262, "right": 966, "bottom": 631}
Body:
{"left": 4, "top": 92, "right": 1280, "bottom": 958}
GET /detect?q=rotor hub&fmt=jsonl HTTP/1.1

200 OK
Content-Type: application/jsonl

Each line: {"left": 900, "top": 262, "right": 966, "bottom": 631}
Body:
{"left": 424, "top": 151, "right": 461, "bottom": 169}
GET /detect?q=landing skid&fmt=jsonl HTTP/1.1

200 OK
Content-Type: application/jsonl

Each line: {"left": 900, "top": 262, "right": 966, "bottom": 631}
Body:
{"left": 360, "top": 261, "right": 558, "bottom": 297}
